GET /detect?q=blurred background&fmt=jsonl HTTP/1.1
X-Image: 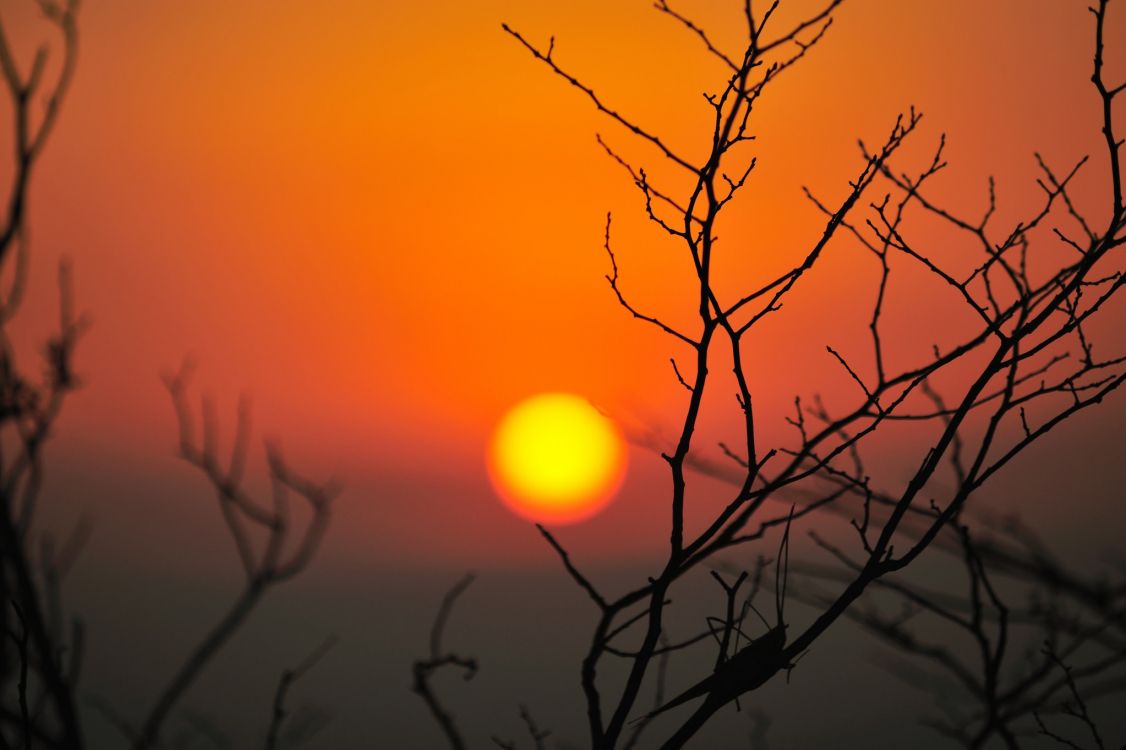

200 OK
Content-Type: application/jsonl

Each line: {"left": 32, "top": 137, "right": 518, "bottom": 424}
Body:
{"left": 2, "top": 0, "right": 1124, "bottom": 746}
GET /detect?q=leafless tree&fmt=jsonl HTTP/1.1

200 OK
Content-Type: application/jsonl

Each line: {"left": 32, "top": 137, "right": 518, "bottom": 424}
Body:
{"left": 413, "top": 574, "right": 479, "bottom": 750}
{"left": 126, "top": 364, "right": 339, "bottom": 750}
{"left": 496, "top": 0, "right": 1126, "bottom": 747}
{"left": 0, "top": 2, "right": 85, "bottom": 747}
{"left": 789, "top": 502, "right": 1126, "bottom": 748}
{"left": 263, "top": 635, "right": 336, "bottom": 750}
{"left": 0, "top": 5, "right": 339, "bottom": 749}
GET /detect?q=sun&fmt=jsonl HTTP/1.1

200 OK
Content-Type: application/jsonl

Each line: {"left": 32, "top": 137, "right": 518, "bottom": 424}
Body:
{"left": 487, "top": 393, "right": 627, "bottom": 524}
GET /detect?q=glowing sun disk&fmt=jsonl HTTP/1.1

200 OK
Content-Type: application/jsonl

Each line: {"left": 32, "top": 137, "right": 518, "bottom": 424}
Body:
{"left": 488, "top": 393, "right": 626, "bottom": 524}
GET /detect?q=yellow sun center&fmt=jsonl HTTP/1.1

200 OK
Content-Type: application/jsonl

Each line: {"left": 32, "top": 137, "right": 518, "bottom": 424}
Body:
{"left": 488, "top": 393, "right": 627, "bottom": 524}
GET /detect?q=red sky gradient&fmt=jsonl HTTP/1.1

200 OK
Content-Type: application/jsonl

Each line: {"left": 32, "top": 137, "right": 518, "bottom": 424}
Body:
{"left": 6, "top": 0, "right": 1124, "bottom": 570}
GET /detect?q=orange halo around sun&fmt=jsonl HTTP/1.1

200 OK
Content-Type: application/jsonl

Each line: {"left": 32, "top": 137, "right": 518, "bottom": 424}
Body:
{"left": 487, "top": 393, "right": 627, "bottom": 525}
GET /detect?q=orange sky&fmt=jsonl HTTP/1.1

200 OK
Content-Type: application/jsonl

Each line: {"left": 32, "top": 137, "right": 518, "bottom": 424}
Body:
{"left": 6, "top": 0, "right": 1124, "bottom": 567}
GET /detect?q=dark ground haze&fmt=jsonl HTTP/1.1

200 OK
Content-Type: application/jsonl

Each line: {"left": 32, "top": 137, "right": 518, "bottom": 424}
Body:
{"left": 47, "top": 397, "right": 1126, "bottom": 749}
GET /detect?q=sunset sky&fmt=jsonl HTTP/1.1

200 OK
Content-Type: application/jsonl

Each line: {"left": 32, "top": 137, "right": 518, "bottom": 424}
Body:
{"left": 5, "top": 0, "right": 1125, "bottom": 746}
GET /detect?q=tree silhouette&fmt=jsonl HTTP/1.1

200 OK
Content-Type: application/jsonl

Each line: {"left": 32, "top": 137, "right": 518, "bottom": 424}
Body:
{"left": 789, "top": 502, "right": 1126, "bottom": 748}
{"left": 0, "top": 3, "right": 85, "bottom": 746}
{"left": 481, "top": 0, "right": 1126, "bottom": 747}
{"left": 0, "top": 5, "right": 337, "bottom": 749}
